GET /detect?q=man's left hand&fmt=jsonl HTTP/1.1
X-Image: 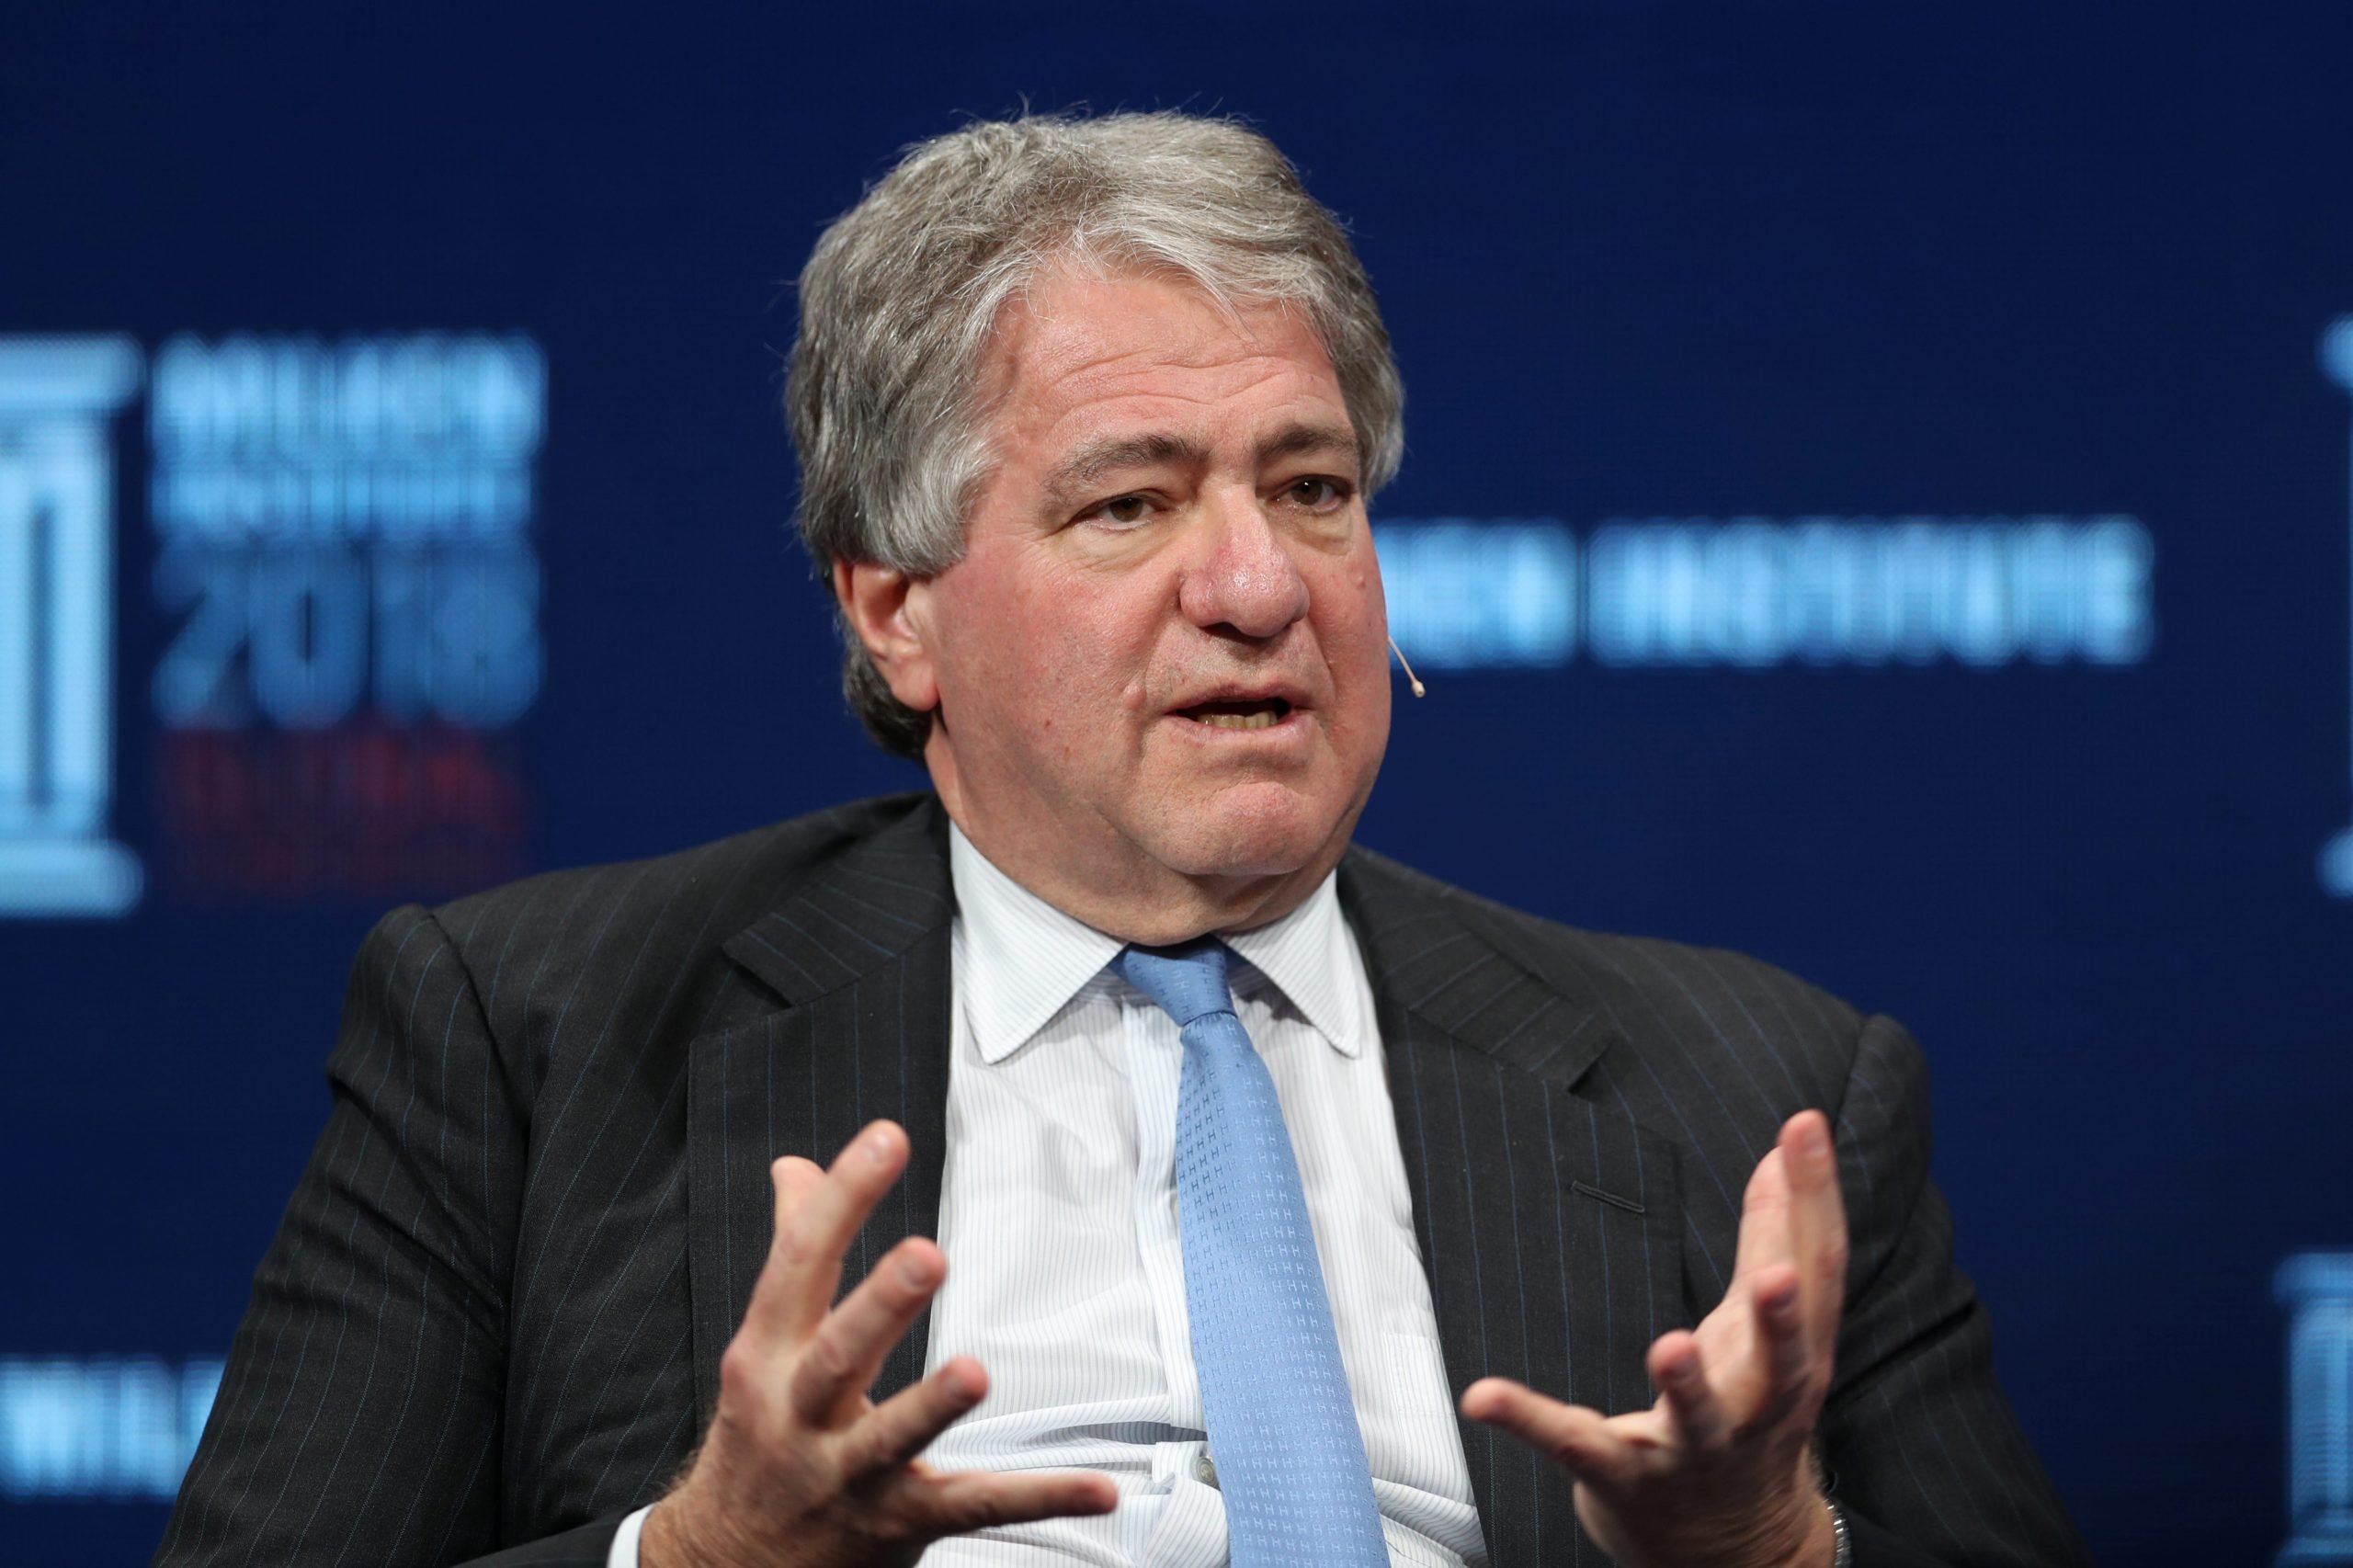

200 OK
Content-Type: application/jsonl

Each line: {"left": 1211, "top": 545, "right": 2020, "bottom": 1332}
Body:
{"left": 1461, "top": 1110, "right": 1847, "bottom": 1568}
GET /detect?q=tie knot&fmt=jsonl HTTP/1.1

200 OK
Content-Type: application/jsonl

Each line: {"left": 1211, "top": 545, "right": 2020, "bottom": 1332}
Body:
{"left": 1112, "top": 939, "right": 1235, "bottom": 1028}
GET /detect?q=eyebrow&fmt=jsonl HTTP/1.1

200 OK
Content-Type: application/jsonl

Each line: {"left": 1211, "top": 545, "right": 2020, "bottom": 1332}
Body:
{"left": 1040, "top": 421, "right": 1360, "bottom": 507}
{"left": 1258, "top": 421, "right": 1359, "bottom": 472}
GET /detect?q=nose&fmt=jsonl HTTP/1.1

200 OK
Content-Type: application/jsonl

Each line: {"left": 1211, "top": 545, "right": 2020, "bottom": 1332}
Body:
{"left": 1176, "top": 485, "right": 1310, "bottom": 641}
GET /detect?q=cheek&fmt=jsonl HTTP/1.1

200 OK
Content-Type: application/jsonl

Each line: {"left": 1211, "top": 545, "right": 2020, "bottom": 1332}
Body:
{"left": 983, "top": 574, "right": 1157, "bottom": 737}
{"left": 932, "top": 530, "right": 1165, "bottom": 736}
{"left": 1314, "top": 561, "right": 1392, "bottom": 741}
{"left": 940, "top": 553, "right": 1063, "bottom": 670}
{"left": 1318, "top": 562, "right": 1389, "bottom": 665}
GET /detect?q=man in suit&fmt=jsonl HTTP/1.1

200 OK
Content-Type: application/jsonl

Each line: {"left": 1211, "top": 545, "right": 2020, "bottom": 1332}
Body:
{"left": 157, "top": 112, "right": 2088, "bottom": 1568}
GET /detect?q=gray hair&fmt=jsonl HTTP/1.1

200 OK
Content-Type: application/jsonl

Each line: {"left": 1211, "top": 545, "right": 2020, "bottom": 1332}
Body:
{"left": 787, "top": 109, "right": 1405, "bottom": 758}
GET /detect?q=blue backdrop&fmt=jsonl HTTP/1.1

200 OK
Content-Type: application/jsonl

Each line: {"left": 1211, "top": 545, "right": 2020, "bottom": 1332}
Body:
{"left": 5, "top": 3, "right": 2350, "bottom": 1562}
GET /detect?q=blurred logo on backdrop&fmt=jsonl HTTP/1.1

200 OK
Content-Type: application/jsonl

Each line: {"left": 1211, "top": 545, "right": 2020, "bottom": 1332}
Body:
{"left": 149, "top": 335, "right": 544, "bottom": 899}
{"left": 0, "top": 338, "right": 144, "bottom": 917}
{"left": 1375, "top": 515, "right": 2154, "bottom": 673}
{"left": 0, "top": 1357, "right": 222, "bottom": 1502}
{"left": 2276, "top": 1252, "right": 2353, "bottom": 1565}
{"left": 0, "top": 332, "right": 545, "bottom": 919}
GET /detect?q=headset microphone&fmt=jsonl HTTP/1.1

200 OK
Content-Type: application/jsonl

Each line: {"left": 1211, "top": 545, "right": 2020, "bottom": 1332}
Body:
{"left": 1389, "top": 638, "right": 1427, "bottom": 699}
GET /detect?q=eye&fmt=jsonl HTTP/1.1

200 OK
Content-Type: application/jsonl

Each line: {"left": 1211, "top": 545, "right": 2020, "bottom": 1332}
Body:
{"left": 1282, "top": 476, "right": 1350, "bottom": 512}
{"left": 1085, "top": 494, "right": 1154, "bottom": 527}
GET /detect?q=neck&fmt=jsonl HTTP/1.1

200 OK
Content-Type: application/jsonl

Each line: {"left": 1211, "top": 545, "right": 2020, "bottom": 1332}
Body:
{"left": 980, "top": 848, "right": 1340, "bottom": 947}
{"left": 929, "top": 772, "right": 1353, "bottom": 948}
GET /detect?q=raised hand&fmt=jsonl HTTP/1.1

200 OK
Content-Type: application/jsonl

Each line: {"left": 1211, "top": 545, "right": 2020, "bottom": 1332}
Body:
{"left": 642, "top": 1120, "right": 1117, "bottom": 1567}
{"left": 1462, "top": 1110, "right": 1847, "bottom": 1568}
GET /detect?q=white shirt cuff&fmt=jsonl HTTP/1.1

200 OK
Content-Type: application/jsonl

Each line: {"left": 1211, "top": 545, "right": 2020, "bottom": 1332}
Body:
{"left": 607, "top": 1503, "right": 655, "bottom": 1568}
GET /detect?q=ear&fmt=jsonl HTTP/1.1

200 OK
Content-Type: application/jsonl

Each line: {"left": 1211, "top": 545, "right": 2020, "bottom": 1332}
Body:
{"left": 834, "top": 557, "right": 940, "bottom": 715}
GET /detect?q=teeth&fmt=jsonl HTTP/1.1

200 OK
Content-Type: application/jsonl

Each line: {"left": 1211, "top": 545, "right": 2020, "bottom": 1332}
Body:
{"left": 1196, "top": 710, "right": 1279, "bottom": 731}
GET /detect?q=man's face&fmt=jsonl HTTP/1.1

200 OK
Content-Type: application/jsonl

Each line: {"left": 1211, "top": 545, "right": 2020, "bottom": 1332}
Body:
{"left": 883, "top": 266, "right": 1392, "bottom": 937}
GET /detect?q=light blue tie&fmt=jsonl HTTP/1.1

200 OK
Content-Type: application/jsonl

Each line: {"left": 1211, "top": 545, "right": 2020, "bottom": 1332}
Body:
{"left": 1114, "top": 940, "right": 1390, "bottom": 1568}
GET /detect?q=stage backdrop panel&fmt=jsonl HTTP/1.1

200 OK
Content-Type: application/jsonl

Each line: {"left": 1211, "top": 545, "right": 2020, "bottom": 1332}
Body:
{"left": 3, "top": 4, "right": 2349, "bottom": 1562}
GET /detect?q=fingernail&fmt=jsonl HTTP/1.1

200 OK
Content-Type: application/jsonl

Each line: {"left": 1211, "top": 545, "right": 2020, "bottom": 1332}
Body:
{"left": 1803, "top": 1120, "right": 1828, "bottom": 1158}
{"left": 863, "top": 1129, "right": 893, "bottom": 1165}
{"left": 898, "top": 1251, "right": 937, "bottom": 1288}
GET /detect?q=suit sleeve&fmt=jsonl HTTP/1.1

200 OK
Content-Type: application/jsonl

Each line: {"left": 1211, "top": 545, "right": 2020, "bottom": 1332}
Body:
{"left": 1820, "top": 1015, "right": 2093, "bottom": 1568}
{"left": 152, "top": 906, "right": 631, "bottom": 1566}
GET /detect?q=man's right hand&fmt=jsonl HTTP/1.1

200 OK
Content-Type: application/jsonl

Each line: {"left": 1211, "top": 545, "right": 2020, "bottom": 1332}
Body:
{"left": 642, "top": 1120, "right": 1118, "bottom": 1567}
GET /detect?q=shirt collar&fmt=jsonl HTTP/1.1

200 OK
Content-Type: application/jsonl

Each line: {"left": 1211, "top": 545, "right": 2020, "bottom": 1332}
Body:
{"left": 1222, "top": 874, "right": 1363, "bottom": 1058}
{"left": 948, "top": 824, "right": 1364, "bottom": 1063}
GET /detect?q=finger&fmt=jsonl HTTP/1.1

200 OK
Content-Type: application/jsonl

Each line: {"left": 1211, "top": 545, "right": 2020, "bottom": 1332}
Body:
{"left": 917, "top": 1466, "right": 1120, "bottom": 1533}
{"left": 1779, "top": 1110, "right": 1848, "bottom": 1351}
{"left": 1461, "top": 1377, "right": 1639, "bottom": 1488}
{"left": 839, "top": 1356, "right": 990, "bottom": 1476}
{"left": 773, "top": 1154, "right": 823, "bottom": 1232}
{"left": 1732, "top": 1145, "right": 1795, "bottom": 1286}
{"left": 1745, "top": 1264, "right": 1813, "bottom": 1430}
{"left": 790, "top": 1237, "right": 947, "bottom": 1425}
{"left": 745, "top": 1121, "right": 910, "bottom": 1346}
{"left": 1648, "top": 1331, "right": 1729, "bottom": 1450}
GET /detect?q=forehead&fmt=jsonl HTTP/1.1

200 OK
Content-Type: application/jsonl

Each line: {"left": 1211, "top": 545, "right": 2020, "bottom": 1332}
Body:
{"left": 978, "top": 267, "right": 1348, "bottom": 449}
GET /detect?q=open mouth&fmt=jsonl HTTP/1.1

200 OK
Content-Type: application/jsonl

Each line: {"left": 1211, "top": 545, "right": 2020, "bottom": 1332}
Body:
{"left": 1175, "top": 698, "right": 1294, "bottom": 732}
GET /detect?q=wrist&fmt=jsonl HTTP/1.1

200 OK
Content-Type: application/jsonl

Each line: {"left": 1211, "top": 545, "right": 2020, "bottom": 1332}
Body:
{"left": 1738, "top": 1475, "right": 1836, "bottom": 1568}
{"left": 1772, "top": 1441, "right": 1841, "bottom": 1568}
{"left": 639, "top": 1498, "right": 690, "bottom": 1568}
{"left": 640, "top": 1487, "right": 677, "bottom": 1562}
{"left": 640, "top": 1487, "right": 744, "bottom": 1568}
{"left": 1792, "top": 1494, "right": 1839, "bottom": 1568}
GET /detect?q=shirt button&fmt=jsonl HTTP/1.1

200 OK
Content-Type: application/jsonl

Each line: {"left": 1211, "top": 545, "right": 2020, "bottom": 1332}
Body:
{"left": 1194, "top": 1453, "right": 1218, "bottom": 1488}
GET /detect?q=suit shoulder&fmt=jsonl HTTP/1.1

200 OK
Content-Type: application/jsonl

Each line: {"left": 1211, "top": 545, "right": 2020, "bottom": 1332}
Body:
{"left": 1346, "top": 844, "right": 1869, "bottom": 1059}
{"left": 415, "top": 792, "right": 932, "bottom": 1014}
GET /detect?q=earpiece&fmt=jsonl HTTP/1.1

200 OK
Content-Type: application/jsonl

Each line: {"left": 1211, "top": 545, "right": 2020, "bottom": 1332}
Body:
{"left": 1389, "top": 637, "right": 1426, "bottom": 699}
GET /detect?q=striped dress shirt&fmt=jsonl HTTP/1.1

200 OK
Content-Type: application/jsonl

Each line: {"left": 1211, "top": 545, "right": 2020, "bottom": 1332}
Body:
{"left": 918, "top": 828, "right": 1484, "bottom": 1567}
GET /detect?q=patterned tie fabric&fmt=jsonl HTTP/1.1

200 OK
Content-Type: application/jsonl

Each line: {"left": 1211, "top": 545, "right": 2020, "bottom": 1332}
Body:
{"left": 1113, "top": 940, "right": 1392, "bottom": 1568}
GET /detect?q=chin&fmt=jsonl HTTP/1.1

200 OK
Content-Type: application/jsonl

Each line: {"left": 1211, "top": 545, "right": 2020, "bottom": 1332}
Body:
{"left": 1148, "top": 780, "right": 1352, "bottom": 881}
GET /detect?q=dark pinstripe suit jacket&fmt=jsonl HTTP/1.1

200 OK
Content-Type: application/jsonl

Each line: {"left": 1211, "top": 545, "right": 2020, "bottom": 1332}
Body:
{"left": 156, "top": 792, "right": 2088, "bottom": 1568}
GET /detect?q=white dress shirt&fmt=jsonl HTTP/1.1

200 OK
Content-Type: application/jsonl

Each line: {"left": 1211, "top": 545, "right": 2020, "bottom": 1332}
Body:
{"left": 612, "top": 828, "right": 1483, "bottom": 1567}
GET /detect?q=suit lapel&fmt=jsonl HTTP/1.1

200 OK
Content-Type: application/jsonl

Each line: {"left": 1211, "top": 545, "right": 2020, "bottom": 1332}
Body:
{"left": 686, "top": 800, "right": 957, "bottom": 1420}
{"left": 1342, "top": 849, "right": 1687, "bottom": 1568}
